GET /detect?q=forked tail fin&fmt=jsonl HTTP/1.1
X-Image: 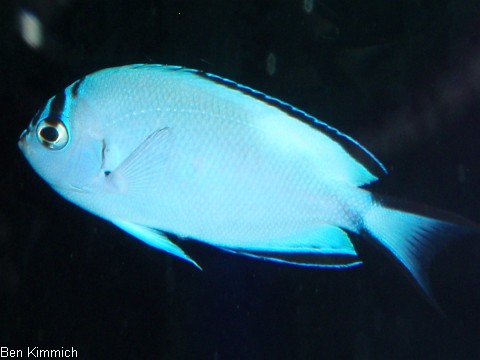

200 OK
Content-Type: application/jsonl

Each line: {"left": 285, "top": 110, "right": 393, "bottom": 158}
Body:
{"left": 362, "top": 198, "right": 478, "bottom": 309}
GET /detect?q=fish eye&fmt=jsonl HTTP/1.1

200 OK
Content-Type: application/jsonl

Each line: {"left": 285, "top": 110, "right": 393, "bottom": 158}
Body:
{"left": 36, "top": 119, "right": 69, "bottom": 150}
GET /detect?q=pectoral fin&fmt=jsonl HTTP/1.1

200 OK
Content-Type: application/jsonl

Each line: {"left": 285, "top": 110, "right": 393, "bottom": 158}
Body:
{"left": 112, "top": 219, "right": 201, "bottom": 269}
{"left": 105, "top": 127, "right": 173, "bottom": 193}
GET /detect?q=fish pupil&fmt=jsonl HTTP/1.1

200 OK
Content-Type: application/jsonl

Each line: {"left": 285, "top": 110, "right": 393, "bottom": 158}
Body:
{"left": 40, "top": 126, "right": 59, "bottom": 142}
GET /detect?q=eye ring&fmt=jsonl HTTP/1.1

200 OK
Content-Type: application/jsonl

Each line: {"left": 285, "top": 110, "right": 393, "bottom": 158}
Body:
{"left": 36, "top": 119, "right": 69, "bottom": 150}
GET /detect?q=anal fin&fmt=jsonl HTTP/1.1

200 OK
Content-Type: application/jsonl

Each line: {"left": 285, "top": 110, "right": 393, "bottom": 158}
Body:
{"left": 222, "top": 225, "right": 361, "bottom": 268}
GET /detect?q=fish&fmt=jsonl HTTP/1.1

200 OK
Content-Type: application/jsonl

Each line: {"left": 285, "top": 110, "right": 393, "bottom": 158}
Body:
{"left": 18, "top": 64, "right": 477, "bottom": 304}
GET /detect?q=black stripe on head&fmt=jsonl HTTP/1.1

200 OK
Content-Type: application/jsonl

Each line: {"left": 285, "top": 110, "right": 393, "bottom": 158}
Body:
{"left": 48, "top": 91, "right": 66, "bottom": 117}
{"left": 71, "top": 76, "right": 85, "bottom": 98}
{"left": 29, "top": 89, "right": 67, "bottom": 132}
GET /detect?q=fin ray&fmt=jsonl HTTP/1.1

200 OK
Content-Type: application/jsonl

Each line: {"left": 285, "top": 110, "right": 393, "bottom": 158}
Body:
{"left": 363, "top": 201, "right": 478, "bottom": 309}
{"left": 106, "top": 127, "right": 172, "bottom": 193}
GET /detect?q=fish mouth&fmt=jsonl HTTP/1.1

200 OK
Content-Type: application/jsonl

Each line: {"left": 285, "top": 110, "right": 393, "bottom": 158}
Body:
{"left": 18, "top": 129, "right": 29, "bottom": 154}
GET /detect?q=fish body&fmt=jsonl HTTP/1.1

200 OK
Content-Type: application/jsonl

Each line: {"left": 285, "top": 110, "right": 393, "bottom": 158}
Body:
{"left": 19, "top": 64, "right": 473, "bottom": 302}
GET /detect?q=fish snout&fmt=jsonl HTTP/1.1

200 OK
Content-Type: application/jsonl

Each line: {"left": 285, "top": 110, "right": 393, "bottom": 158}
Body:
{"left": 18, "top": 129, "right": 31, "bottom": 155}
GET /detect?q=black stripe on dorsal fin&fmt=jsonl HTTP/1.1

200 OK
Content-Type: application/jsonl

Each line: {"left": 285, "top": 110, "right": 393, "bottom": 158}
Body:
{"left": 189, "top": 69, "right": 388, "bottom": 180}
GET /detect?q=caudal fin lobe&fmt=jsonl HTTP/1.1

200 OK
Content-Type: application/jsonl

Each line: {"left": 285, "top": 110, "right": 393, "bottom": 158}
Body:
{"left": 362, "top": 198, "right": 477, "bottom": 308}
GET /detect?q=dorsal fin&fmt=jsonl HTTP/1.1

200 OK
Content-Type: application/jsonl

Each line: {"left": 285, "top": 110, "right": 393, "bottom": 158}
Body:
{"left": 194, "top": 69, "right": 388, "bottom": 180}
{"left": 127, "top": 64, "right": 388, "bottom": 180}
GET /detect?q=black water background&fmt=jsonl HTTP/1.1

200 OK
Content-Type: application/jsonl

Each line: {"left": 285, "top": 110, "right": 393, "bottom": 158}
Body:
{"left": 1, "top": 1, "right": 480, "bottom": 359}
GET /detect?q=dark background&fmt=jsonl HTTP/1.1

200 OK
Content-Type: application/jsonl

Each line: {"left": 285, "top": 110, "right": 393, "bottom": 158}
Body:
{"left": 1, "top": 0, "right": 480, "bottom": 359}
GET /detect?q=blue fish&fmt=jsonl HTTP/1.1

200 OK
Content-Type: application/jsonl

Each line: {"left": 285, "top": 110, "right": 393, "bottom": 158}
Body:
{"left": 18, "top": 64, "right": 476, "bottom": 304}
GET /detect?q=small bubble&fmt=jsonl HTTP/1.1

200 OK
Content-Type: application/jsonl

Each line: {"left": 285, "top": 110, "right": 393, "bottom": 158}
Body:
{"left": 303, "top": 0, "right": 314, "bottom": 14}
{"left": 19, "top": 9, "right": 43, "bottom": 49}
{"left": 266, "top": 52, "right": 276, "bottom": 76}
